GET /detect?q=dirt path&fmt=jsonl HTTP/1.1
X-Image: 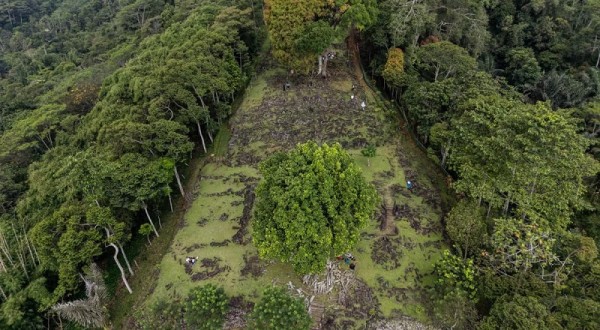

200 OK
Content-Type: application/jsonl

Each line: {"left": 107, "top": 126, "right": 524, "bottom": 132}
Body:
{"left": 310, "top": 301, "right": 325, "bottom": 330}
{"left": 347, "top": 32, "right": 371, "bottom": 94}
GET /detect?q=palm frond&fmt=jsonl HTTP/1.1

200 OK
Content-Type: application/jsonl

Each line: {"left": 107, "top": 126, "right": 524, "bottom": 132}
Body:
{"left": 51, "top": 263, "right": 108, "bottom": 328}
{"left": 51, "top": 299, "right": 106, "bottom": 328}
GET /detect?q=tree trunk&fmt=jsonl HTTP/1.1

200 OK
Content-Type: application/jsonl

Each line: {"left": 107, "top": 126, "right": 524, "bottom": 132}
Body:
{"left": 503, "top": 194, "right": 511, "bottom": 216}
{"left": 318, "top": 55, "right": 323, "bottom": 75}
{"left": 0, "top": 231, "right": 15, "bottom": 268}
{"left": 322, "top": 55, "right": 328, "bottom": 77}
{"left": 440, "top": 146, "right": 449, "bottom": 168}
{"left": 108, "top": 243, "right": 132, "bottom": 294}
{"left": 196, "top": 120, "right": 207, "bottom": 153}
{"left": 11, "top": 225, "right": 28, "bottom": 279}
{"left": 207, "top": 130, "right": 214, "bottom": 143}
{"left": 22, "top": 229, "right": 36, "bottom": 266}
{"left": 117, "top": 242, "right": 134, "bottom": 276}
{"left": 174, "top": 166, "right": 185, "bottom": 197}
{"left": 198, "top": 95, "right": 207, "bottom": 111}
{"left": 0, "top": 253, "right": 6, "bottom": 272}
{"left": 146, "top": 236, "right": 151, "bottom": 245}
{"left": 0, "top": 284, "right": 6, "bottom": 300}
{"left": 143, "top": 206, "right": 160, "bottom": 237}
{"left": 168, "top": 193, "right": 174, "bottom": 212}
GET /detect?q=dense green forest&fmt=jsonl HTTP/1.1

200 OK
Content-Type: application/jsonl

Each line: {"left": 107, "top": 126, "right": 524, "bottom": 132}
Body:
{"left": 0, "top": 0, "right": 262, "bottom": 328}
{"left": 0, "top": 0, "right": 599, "bottom": 329}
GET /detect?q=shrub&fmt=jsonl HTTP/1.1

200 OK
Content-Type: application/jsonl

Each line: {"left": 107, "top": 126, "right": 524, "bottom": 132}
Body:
{"left": 185, "top": 284, "right": 228, "bottom": 330}
{"left": 249, "top": 287, "right": 311, "bottom": 330}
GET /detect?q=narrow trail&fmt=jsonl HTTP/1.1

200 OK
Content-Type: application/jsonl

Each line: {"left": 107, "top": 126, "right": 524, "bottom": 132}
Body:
{"left": 310, "top": 301, "right": 325, "bottom": 330}
{"left": 347, "top": 31, "right": 370, "bottom": 92}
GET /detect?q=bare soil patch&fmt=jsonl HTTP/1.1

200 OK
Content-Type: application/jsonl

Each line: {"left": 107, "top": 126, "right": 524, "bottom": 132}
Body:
{"left": 371, "top": 237, "right": 403, "bottom": 270}
{"left": 224, "top": 296, "right": 255, "bottom": 329}
{"left": 189, "top": 257, "right": 231, "bottom": 281}
{"left": 240, "top": 253, "right": 264, "bottom": 278}
{"left": 232, "top": 184, "right": 255, "bottom": 245}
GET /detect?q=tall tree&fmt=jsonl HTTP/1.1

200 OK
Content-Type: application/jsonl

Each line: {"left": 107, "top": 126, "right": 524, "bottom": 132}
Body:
{"left": 413, "top": 41, "right": 477, "bottom": 82}
{"left": 253, "top": 141, "right": 378, "bottom": 274}
{"left": 446, "top": 200, "right": 487, "bottom": 258}
{"left": 29, "top": 203, "right": 104, "bottom": 300}
{"left": 446, "top": 95, "right": 598, "bottom": 230}
{"left": 264, "top": 0, "right": 377, "bottom": 74}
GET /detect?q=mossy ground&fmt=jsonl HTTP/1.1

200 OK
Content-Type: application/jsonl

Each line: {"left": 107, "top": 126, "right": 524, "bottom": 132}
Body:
{"left": 145, "top": 46, "right": 448, "bottom": 328}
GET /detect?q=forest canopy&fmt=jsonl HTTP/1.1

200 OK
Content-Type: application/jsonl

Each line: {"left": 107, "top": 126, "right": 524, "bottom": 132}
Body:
{"left": 0, "top": 0, "right": 599, "bottom": 329}
{"left": 0, "top": 0, "right": 262, "bottom": 328}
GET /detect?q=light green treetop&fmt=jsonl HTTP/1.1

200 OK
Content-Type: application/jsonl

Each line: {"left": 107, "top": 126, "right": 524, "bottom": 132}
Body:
{"left": 253, "top": 141, "right": 378, "bottom": 274}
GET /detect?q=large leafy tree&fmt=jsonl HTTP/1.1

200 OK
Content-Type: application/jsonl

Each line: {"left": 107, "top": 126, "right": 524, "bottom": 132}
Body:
{"left": 264, "top": 0, "right": 377, "bottom": 74}
{"left": 253, "top": 141, "right": 378, "bottom": 274}
{"left": 480, "top": 294, "right": 557, "bottom": 330}
{"left": 445, "top": 200, "right": 487, "bottom": 258}
{"left": 486, "top": 218, "right": 559, "bottom": 276}
{"left": 29, "top": 203, "right": 105, "bottom": 300}
{"left": 413, "top": 41, "right": 477, "bottom": 82}
{"left": 505, "top": 47, "right": 542, "bottom": 91}
{"left": 446, "top": 95, "right": 598, "bottom": 230}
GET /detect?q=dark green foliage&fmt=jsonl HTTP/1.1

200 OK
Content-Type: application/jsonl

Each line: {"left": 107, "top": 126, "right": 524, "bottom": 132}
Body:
{"left": 295, "top": 21, "right": 335, "bottom": 55}
{"left": 403, "top": 71, "right": 510, "bottom": 144}
{"left": 253, "top": 141, "right": 378, "bottom": 274}
{"left": 185, "top": 284, "right": 229, "bottom": 330}
{"left": 0, "top": 1, "right": 262, "bottom": 326}
{"left": 413, "top": 41, "right": 477, "bottom": 82}
{"left": 432, "top": 292, "right": 478, "bottom": 330}
{"left": 477, "top": 269, "right": 552, "bottom": 304}
{"left": 0, "top": 0, "right": 599, "bottom": 327}
{"left": 139, "top": 224, "right": 154, "bottom": 244}
{"left": 445, "top": 200, "right": 486, "bottom": 258}
{"left": 361, "top": 144, "right": 376, "bottom": 166}
{"left": 361, "top": 144, "right": 376, "bottom": 158}
{"left": 552, "top": 296, "right": 600, "bottom": 330}
{"left": 505, "top": 47, "right": 542, "bottom": 91}
{"left": 479, "top": 295, "right": 555, "bottom": 330}
{"left": 249, "top": 287, "right": 311, "bottom": 330}
{"left": 447, "top": 96, "right": 597, "bottom": 231}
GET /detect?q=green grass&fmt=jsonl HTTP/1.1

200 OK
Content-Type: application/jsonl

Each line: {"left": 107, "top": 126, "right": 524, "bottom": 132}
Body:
{"left": 132, "top": 59, "right": 451, "bottom": 328}
{"left": 148, "top": 163, "right": 303, "bottom": 306}
{"left": 349, "top": 145, "right": 445, "bottom": 322}
{"left": 212, "top": 125, "right": 231, "bottom": 157}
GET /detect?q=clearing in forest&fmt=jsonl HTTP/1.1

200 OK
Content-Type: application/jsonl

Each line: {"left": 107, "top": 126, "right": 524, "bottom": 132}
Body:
{"left": 147, "top": 44, "right": 448, "bottom": 328}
